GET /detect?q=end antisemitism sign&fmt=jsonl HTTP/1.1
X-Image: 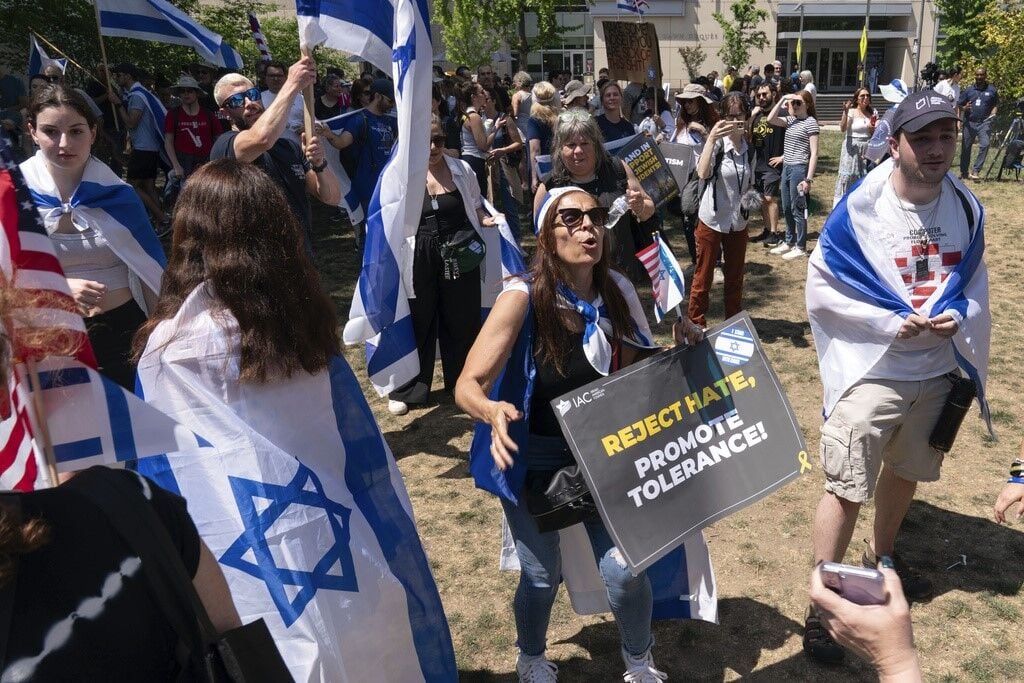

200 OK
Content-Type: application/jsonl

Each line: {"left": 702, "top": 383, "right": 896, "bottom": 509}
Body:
{"left": 553, "top": 312, "right": 810, "bottom": 573}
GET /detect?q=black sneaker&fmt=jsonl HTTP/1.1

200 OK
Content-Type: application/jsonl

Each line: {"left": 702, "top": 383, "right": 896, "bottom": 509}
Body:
{"left": 763, "top": 233, "right": 781, "bottom": 248}
{"left": 862, "top": 549, "right": 933, "bottom": 602}
{"left": 750, "top": 230, "right": 770, "bottom": 243}
{"left": 803, "top": 608, "right": 844, "bottom": 664}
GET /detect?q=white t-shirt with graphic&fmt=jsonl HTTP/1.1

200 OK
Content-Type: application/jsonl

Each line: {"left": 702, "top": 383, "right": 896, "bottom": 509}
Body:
{"left": 863, "top": 177, "right": 970, "bottom": 381}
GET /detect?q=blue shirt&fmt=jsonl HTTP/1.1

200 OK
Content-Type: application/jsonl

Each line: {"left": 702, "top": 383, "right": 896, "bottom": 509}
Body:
{"left": 958, "top": 84, "right": 999, "bottom": 123}
{"left": 342, "top": 110, "right": 397, "bottom": 211}
{"left": 526, "top": 117, "right": 553, "bottom": 156}
{"left": 126, "top": 90, "right": 163, "bottom": 151}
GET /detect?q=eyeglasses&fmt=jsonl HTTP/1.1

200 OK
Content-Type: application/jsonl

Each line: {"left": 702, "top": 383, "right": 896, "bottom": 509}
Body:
{"left": 558, "top": 109, "right": 591, "bottom": 123}
{"left": 556, "top": 206, "right": 609, "bottom": 229}
{"left": 430, "top": 135, "right": 447, "bottom": 146}
{"left": 223, "top": 87, "right": 262, "bottom": 109}
{"left": 724, "top": 114, "right": 746, "bottom": 121}
{"left": 858, "top": 94, "right": 871, "bottom": 99}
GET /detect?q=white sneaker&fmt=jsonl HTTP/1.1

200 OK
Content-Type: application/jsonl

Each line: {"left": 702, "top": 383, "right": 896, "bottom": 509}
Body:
{"left": 516, "top": 653, "right": 558, "bottom": 682}
{"left": 622, "top": 647, "right": 668, "bottom": 682}
{"left": 712, "top": 267, "right": 725, "bottom": 285}
{"left": 387, "top": 399, "right": 409, "bottom": 416}
{"left": 782, "top": 246, "right": 807, "bottom": 260}
{"left": 769, "top": 243, "right": 791, "bottom": 255}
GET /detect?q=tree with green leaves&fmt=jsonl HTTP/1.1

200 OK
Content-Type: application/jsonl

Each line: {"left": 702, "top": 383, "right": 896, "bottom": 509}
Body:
{"left": 935, "top": 0, "right": 992, "bottom": 69}
{"left": 711, "top": 0, "right": 770, "bottom": 71}
{"left": 678, "top": 46, "right": 707, "bottom": 82}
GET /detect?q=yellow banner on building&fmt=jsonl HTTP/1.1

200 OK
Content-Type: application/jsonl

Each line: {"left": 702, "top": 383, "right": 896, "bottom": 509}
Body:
{"left": 603, "top": 20, "right": 662, "bottom": 85}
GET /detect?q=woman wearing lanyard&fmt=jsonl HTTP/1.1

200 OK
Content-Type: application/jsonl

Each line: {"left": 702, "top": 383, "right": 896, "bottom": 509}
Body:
{"left": 688, "top": 93, "right": 754, "bottom": 329}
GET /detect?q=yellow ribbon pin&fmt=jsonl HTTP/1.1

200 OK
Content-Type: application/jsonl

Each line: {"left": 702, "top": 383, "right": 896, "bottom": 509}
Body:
{"left": 797, "top": 450, "right": 812, "bottom": 474}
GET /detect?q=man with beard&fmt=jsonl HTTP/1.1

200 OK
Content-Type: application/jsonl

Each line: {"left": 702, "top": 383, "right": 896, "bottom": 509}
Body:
{"left": 210, "top": 57, "right": 339, "bottom": 253}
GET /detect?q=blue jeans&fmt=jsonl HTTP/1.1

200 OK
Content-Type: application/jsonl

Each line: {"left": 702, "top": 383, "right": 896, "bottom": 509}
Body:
{"left": 960, "top": 119, "right": 992, "bottom": 176}
{"left": 500, "top": 437, "right": 654, "bottom": 657}
{"left": 780, "top": 163, "right": 808, "bottom": 249}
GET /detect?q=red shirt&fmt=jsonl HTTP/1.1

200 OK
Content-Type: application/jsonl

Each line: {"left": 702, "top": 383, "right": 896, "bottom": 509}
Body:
{"left": 163, "top": 106, "right": 221, "bottom": 156}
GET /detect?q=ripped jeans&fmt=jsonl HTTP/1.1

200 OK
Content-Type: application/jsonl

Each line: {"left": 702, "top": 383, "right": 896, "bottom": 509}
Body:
{"left": 501, "top": 436, "right": 654, "bottom": 657}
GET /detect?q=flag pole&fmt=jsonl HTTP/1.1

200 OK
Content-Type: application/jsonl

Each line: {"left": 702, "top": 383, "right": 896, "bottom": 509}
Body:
{"left": 25, "top": 360, "right": 60, "bottom": 488}
{"left": 300, "top": 46, "right": 316, "bottom": 151}
{"left": 90, "top": 1, "right": 121, "bottom": 133}
{"left": 28, "top": 30, "right": 106, "bottom": 88}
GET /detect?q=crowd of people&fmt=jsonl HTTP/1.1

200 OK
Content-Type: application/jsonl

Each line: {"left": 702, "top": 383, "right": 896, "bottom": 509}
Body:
{"left": 1, "top": 46, "right": 1021, "bottom": 683}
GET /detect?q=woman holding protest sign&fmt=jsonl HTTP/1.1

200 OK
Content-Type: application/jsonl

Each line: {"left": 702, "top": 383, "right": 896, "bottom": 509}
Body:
{"left": 387, "top": 116, "right": 498, "bottom": 416}
{"left": 533, "top": 111, "right": 655, "bottom": 283}
{"left": 456, "top": 186, "right": 702, "bottom": 683}
{"left": 688, "top": 92, "right": 756, "bottom": 329}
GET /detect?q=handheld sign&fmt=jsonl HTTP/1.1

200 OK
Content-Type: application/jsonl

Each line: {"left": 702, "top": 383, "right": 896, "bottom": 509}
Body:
{"left": 552, "top": 312, "right": 809, "bottom": 573}
{"left": 657, "top": 141, "right": 695, "bottom": 193}
{"left": 603, "top": 21, "right": 662, "bottom": 86}
{"left": 610, "top": 134, "right": 679, "bottom": 208}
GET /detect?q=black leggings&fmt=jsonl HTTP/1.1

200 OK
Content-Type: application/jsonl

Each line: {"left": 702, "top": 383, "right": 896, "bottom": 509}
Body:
{"left": 85, "top": 300, "right": 147, "bottom": 390}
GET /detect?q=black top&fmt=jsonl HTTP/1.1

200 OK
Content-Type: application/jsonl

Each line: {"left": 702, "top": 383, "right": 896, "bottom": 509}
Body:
{"left": 211, "top": 131, "right": 312, "bottom": 244}
{"left": 595, "top": 114, "right": 636, "bottom": 143}
{"left": 530, "top": 337, "right": 603, "bottom": 439}
{"left": 314, "top": 97, "right": 344, "bottom": 121}
{"left": 2, "top": 469, "right": 200, "bottom": 682}
{"left": 420, "top": 188, "right": 468, "bottom": 236}
{"left": 750, "top": 112, "right": 786, "bottom": 175}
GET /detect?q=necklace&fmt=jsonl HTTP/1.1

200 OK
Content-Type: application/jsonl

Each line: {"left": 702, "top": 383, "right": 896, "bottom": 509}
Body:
{"left": 892, "top": 180, "right": 944, "bottom": 281}
{"left": 427, "top": 165, "right": 448, "bottom": 210}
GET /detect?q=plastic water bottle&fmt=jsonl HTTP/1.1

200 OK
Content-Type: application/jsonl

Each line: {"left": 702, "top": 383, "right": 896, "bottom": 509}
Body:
{"left": 606, "top": 195, "right": 629, "bottom": 228}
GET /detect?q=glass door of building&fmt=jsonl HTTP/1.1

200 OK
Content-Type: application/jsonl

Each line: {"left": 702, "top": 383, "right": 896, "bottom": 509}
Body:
{"left": 827, "top": 49, "right": 861, "bottom": 92}
{"left": 566, "top": 51, "right": 586, "bottom": 79}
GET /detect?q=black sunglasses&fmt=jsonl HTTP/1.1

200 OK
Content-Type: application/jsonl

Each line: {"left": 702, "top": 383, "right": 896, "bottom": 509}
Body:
{"left": 223, "top": 87, "right": 262, "bottom": 109}
{"left": 430, "top": 135, "right": 447, "bottom": 146}
{"left": 557, "top": 206, "right": 609, "bottom": 229}
{"left": 42, "top": 75, "right": 62, "bottom": 84}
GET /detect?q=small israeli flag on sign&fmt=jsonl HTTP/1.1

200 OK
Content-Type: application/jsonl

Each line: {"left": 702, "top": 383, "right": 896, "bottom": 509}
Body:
{"left": 714, "top": 327, "right": 756, "bottom": 366}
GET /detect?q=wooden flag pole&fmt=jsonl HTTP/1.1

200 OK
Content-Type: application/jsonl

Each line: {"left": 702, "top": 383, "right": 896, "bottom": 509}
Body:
{"left": 25, "top": 360, "right": 60, "bottom": 488}
{"left": 28, "top": 30, "right": 105, "bottom": 89}
{"left": 90, "top": 2, "right": 121, "bottom": 133}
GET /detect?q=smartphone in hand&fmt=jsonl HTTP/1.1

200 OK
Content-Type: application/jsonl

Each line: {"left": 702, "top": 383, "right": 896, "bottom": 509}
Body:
{"left": 819, "top": 562, "right": 887, "bottom": 606}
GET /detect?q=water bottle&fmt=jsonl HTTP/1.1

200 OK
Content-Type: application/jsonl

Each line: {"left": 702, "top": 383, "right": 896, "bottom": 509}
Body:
{"left": 606, "top": 195, "right": 629, "bottom": 229}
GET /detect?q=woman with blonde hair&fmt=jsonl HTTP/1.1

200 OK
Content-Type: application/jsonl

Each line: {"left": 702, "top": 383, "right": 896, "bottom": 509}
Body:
{"left": 511, "top": 71, "right": 534, "bottom": 137}
{"left": 527, "top": 81, "right": 560, "bottom": 191}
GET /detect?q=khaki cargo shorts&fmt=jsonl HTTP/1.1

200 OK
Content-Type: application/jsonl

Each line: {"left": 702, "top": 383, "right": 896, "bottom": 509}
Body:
{"left": 819, "top": 374, "right": 954, "bottom": 503}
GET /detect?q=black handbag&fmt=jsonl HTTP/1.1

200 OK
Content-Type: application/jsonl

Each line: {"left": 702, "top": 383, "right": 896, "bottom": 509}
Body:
{"left": 67, "top": 469, "right": 293, "bottom": 683}
{"left": 526, "top": 465, "right": 598, "bottom": 533}
{"left": 440, "top": 228, "right": 486, "bottom": 280}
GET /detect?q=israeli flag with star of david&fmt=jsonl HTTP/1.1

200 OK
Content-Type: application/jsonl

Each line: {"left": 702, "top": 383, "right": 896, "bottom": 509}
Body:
{"left": 134, "top": 283, "right": 457, "bottom": 682}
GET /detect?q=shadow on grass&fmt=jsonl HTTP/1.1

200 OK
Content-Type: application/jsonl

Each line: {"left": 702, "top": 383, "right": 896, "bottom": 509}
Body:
{"left": 383, "top": 400, "right": 475, "bottom": 470}
{"left": 898, "top": 499, "right": 1024, "bottom": 598}
{"left": 752, "top": 316, "right": 811, "bottom": 348}
{"left": 460, "top": 596, "right": 875, "bottom": 681}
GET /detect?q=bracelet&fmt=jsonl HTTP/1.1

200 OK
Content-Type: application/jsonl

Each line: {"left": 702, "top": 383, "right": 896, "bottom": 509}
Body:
{"left": 1008, "top": 476, "right": 1024, "bottom": 484}
{"left": 1011, "top": 459, "right": 1023, "bottom": 478}
{"left": 804, "top": 178, "right": 813, "bottom": 183}
{"left": 311, "top": 161, "right": 328, "bottom": 173}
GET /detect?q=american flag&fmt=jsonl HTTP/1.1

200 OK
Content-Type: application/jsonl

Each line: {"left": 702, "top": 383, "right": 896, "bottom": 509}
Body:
{"left": 635, "top": 232, "right": 685, "bottom": 322}
{"left": 0, "top": 134, "right": 96, "bottom": 490}
{"left": 617, "top": 0, "right": 649, "bottom": 15}
{"left": 248, "top": 12, "right": 273, "bottom": 62}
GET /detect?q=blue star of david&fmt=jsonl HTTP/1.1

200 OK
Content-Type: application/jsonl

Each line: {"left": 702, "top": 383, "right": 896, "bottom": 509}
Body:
{"left": 393, "top": 27, "right": 416, "bottom": 96}
{"left": 730, "top": 341, "right": 740, "bottom": 352}
{"left": 220, "top": 463, "right": 357, "bottom": 627}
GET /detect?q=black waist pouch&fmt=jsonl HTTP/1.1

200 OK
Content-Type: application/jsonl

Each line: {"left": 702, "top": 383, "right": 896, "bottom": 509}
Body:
{"left": 526, "top": 465, "right": 599, "bottom": 533}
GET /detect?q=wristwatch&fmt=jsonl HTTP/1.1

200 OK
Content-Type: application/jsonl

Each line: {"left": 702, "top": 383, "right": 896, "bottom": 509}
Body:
{"left": 311, "top": 160, "right": 328, "bottom": 173}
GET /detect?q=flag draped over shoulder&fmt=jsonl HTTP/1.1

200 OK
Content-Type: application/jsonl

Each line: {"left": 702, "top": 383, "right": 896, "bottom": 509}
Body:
{"left": 28, "top": 35, "right": 67, "bottom": 77}
{"left": 806, "top": 159, "right": 991, "bottom": 432}
{"left": 94, "top": 0, "right": 243, "bottom": 69}
{"left": 134, "top": 284, "right": 457, "bottom": 682}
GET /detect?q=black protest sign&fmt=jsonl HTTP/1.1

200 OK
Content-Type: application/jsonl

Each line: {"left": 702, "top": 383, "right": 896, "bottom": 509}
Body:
{"left": 658, "top": 141, "right": 695, "bottom": 191}
{"left": 603, "top": 21, "right": 662, "bottom": 85}
{"left": 611, "top": 134, "right": 679, "bottom": 208}
{"left": 552, "top": 312, "right": 809, "bottom": 573}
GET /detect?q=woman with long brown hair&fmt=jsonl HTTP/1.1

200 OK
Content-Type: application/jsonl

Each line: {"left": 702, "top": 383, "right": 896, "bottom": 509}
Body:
{"left": 834, "top": 87, "right": 875, "bottom": 207}
{"left": 670, "top": 84, "right": 718, "bottom": 265}
{"left": 456, "top": 187, "right": 702, "bottom": 683}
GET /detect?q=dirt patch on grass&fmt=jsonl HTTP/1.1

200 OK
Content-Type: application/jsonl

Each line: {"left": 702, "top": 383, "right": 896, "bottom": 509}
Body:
{"left": 313, "top": 131, "right": 1024, "bottom": 681}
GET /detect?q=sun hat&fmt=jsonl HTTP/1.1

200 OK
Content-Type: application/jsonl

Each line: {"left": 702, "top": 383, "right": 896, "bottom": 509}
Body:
{"left": 171, "top": 75, "right": 201, "bottom": 92}
{"left": 561, "top": 79, "right": 593, "bottom": 104}
{"left": 674, "top": 83, "right": 712, "bottom": 104}
{"left": 878, "top": 78, "right": 909, "bottom": 104}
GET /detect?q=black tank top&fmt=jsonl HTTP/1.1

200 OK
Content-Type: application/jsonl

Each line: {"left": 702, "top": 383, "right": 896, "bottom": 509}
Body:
{"left": 420, "top": 188, "right": 468, "bottom": 236}
{"left": 529, "top": 337, "right": 603, "bottom": 438}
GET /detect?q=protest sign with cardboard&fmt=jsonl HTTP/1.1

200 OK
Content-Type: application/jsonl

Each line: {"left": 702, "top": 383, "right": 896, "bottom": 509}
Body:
{"left": 552, "top": 312, "right": 810, "bottom": 573}
{"left": 610, "top": 134, "right": 679, "bottom": 208}
{"left": 603, "top": 21, "right": 661, "bottom": 85}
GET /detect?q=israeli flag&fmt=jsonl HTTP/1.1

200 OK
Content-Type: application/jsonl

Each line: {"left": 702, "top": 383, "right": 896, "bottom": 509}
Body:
{"left": 18, "top": 358, "right": 207, "bottom": 472}
{"left": 94, "top": 0, "right": 243, "bottom": 69}
{"left": 135, "top": 284, "right": 457, "bottom": 682}
{"left": 27, "top": 35, "right": 66, "bottom": 77}
{"left": 713, "top": 327, "right": 756, "bottom": 366}
{"left": 296, "top": 0, "right": 396, "bottom": 72}
{"left": 319, "top": 107, "right": 374, "bottom": 225}
{"left": 21, "top": 152, "right": 166, "bottom": 306}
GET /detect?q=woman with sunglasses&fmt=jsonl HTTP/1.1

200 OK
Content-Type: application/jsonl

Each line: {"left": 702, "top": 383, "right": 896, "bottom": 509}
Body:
{"left": 21, "top": 86, "right": 165, "bottom": 389}
{"left": 688, "top": 92, "right": 755, "bottom": 329}
{"left": 765, "top": 90, "right": 819, "bottom": 261}
{"left": 534, "top": 110, "right": 655, "bottom": 283}
{"left": 670, "top": 84, "right": 718, "bottom": 266}
{"left": 456, "top": 186, "right": 702, "bottom": 683}
{"left": 387, "top": 116, "right": 498, "bottom": 416}
{"left": 833, "top": 87, "right": 876, "bottom": 207}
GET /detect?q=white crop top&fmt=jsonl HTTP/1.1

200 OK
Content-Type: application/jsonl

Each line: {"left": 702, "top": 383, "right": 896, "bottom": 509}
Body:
{"left": 49, "top": 228, "right": 131, "bottom": 291}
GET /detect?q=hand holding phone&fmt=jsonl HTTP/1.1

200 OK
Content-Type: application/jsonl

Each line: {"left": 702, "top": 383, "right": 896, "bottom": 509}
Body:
{"left": 819, "top": 562, "right": 886, "bottom": 605}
